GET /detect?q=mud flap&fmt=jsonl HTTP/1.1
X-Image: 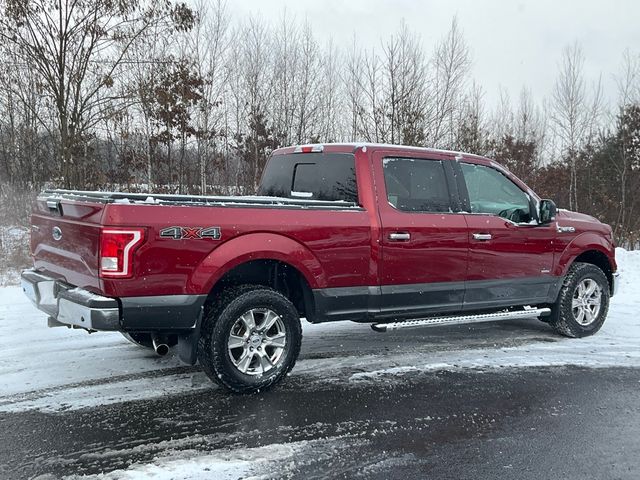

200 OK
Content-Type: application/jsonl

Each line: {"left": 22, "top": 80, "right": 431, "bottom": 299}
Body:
{"left": 176, "top": 307, "right": 204, "bottom": 365}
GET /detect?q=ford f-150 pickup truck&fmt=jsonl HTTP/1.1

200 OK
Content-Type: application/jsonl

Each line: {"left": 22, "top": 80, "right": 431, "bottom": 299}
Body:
{"left": 21, "top": 143, "right": 619, "bottom": 392}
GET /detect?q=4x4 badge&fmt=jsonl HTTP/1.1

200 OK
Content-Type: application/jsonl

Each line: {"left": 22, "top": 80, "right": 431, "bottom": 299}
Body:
{"left": 160, "top": 226, "right": 221, "bottom": 240}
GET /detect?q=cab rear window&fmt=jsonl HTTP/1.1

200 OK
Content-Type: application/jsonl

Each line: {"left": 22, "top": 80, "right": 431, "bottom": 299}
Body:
{"left": 258, "top": 153, "right": 358, "bottom": 203}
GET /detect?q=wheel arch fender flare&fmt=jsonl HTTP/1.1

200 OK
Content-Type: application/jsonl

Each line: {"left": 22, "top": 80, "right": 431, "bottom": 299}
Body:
{"left": 187, "top": 232, "right": 326, "bottom": 294}
{"left": 554, "top": 232, "right": 615, "bottom": 278}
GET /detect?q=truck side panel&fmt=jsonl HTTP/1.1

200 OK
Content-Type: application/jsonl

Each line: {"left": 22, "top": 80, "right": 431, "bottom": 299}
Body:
{"left": 100, "top": 203, "right": 373, "bottom": 298}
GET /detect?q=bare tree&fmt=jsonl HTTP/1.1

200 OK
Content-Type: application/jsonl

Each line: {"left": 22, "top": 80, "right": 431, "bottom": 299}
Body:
{"left": 382, "top": 21, "right": 427, "bottom": 145}
{"left": 609, "top": 50, "right": 640, "bottom": 242}
{"left": 316, "top": 39, "right": 343, "bottom": 142}
{"left": 550, "top": 42, "right": 602, "bottom": 210}
{"left": 228, "top": 16, "right": 275, "bottom": 188}
{"left": 488, "top": 87, "right": 513, "bottom": 141}
{"left": 515, "top": 87, "right": 548, "bottom": 167}
{"left": 271, "top": 12, "right": 300, "bottom": 146}
{"left": 342, "top": 36, "right": 365, "bottom": 142}
{"left": 347, "top": 22, "right": 428, "bottom": 145}
{"left": 0, "top": 46, "right": 53, "bottom": 186}
{"left": 0, "top": 0, "right": 194, "bottom": 188}
{"left": 616, "top": 49, "right": 640, "bottom": 107}
{"left": 427, "top": 17, "right": 471, "bottom": 148}
{"left": 293, "top": 21, "right": 322, "bottom": 143}
{"left": 186, "top": 0, "right": 231, "bottom": 193}
{"left": 116, "top": 16, "right": 174, "bottom": 191}
{"left": 454, "top": 81, "right": 487, "bottom": 154}
{"left": 360, "top": 47, "right": 385, "bottom": 142}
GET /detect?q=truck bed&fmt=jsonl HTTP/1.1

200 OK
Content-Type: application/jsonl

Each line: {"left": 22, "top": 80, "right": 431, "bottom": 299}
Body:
{"left": 31, "top": 188, "right": 373, "bottom": 300}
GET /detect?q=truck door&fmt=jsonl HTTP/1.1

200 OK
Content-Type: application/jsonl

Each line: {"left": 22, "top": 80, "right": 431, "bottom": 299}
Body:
{"left": 455, "top": 161, "right": 557, "bottom": 310}
{"left": 372, "top": 150, "right": 469, "bottom": 319}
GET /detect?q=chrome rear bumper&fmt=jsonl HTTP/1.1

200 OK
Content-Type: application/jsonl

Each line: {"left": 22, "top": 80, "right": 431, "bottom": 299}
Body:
{"left": 21, "top": 269, "right": 120, "bottom": 331}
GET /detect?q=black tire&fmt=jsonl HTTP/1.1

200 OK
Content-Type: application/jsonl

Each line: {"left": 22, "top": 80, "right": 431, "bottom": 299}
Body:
{"left": 548, "top": 262, "right": 610, "bottom": 338}
{"left": 197, "top": 285, "right": 302, "bottom": 393}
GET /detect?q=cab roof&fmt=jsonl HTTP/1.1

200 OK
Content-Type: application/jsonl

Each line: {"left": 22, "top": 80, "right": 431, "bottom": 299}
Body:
{"left": 272, "top": 142, "right": 492, "bottom": 163}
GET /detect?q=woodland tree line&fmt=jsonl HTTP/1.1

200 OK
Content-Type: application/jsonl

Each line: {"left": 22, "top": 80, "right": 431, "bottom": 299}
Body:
{"left": 0, "top": 0, "right": 639, "bottom": 248}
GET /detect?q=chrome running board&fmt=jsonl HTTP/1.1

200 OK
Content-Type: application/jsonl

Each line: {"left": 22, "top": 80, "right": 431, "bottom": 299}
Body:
{"left": 371, "top": 306, "right": 551, "bottom": 332}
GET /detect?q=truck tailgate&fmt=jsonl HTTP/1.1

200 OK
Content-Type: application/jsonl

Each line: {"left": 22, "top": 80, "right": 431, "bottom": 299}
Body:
{"left": 31, "top": 197, "right": 104, "bottom": 291}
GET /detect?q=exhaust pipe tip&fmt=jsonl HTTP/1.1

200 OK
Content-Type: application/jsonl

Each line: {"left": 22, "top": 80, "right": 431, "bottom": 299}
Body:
{"left": 151, "top": 334, "right": 170, "bottom": 356}
{"left": 154, "top": 343, "right": 169, "bottom": 356}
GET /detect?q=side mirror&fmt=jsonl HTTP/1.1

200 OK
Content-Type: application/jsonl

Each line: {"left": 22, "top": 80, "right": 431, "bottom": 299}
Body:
{"left": 539, "top": 199, "right": 557, "bottom": 225}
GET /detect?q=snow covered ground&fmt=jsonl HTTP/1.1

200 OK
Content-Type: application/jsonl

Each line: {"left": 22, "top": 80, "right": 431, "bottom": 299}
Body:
{"left": 0, "top": 225, "right": 30, "bottom": 286}
{"left": 1, "top": 248, "right": 639, "bottom": 479}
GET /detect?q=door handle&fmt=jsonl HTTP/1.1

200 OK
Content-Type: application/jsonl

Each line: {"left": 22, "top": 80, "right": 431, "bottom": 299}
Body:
{"left": 389, "top": 232, "right": 411, "bottom": 241}
{"left": 473, "top": 233, "right": 492, "bottom": 241}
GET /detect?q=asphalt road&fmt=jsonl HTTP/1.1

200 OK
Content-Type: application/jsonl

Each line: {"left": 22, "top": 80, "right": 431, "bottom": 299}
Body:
{"left": 1, "top": 365, "right": 639, "bottom": 479}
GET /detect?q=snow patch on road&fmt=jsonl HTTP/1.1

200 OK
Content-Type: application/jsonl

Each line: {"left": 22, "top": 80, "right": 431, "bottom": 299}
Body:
{"left": 64, "top": 437, "right": 366, "bottom": 480}
{"left": 0, "top": 371, "right": 212, "bottom": 413}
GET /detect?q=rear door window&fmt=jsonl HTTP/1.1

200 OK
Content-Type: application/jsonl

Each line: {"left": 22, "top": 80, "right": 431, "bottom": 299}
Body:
{"left": 258, "top": 153, "right": 358, "bottom": 203}
{"left": 383, "top": 157, "right": 451, "bottom": 213}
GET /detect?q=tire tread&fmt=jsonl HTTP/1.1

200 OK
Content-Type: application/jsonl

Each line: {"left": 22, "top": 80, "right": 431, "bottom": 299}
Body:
{"left": 197, "top": 284, "right": 302, "bottom": 393}
{"left": 549, "top": 262, "right": 610, "bottom": 338}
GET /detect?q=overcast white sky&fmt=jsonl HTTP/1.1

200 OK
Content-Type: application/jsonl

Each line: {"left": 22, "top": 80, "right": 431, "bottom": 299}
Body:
{"left": 232, "top": 0, "right": 640, "bottom": 109}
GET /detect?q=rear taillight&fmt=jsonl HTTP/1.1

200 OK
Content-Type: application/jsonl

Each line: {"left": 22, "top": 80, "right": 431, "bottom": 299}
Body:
{"left": 99, "top": 228, "right": 145, "bottom": 278}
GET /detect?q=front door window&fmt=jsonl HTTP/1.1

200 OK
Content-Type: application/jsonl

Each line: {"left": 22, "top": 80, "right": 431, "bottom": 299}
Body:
{"left": 460, "top": 162, "right": 533, "bottom": 223}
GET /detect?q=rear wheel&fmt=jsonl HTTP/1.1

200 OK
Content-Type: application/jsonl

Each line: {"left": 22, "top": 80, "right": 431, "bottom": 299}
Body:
{"left": 197, "top": 285, "right": 302, "bottom": 393}
{"left": 548, "top": 262, "right": 610, "bottom": 338}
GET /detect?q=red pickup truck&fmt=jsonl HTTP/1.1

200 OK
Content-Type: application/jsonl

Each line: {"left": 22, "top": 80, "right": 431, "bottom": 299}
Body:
{"left": 22, "top": 143, "right": 619, "bottom": 392}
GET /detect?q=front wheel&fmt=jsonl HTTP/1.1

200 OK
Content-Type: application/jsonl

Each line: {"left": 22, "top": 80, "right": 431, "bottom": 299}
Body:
{"left": 548, "top": 262, "right": 610, "bottom": 338}
{"left": 197, "top": 285, "right": 302, "bottom": 393}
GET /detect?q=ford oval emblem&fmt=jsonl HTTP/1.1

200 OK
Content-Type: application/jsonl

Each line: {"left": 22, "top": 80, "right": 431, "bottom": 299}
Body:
{"left": 52, "top": 226, "right": 62, "bottom": 241}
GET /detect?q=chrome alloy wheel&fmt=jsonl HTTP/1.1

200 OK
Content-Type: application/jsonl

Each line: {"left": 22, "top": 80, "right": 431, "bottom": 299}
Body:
{"left": 227, "top": 308, "right": 287, "bottom": 376}
{"left": 572, "top": 278, "right": 602, "bottom": 326}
